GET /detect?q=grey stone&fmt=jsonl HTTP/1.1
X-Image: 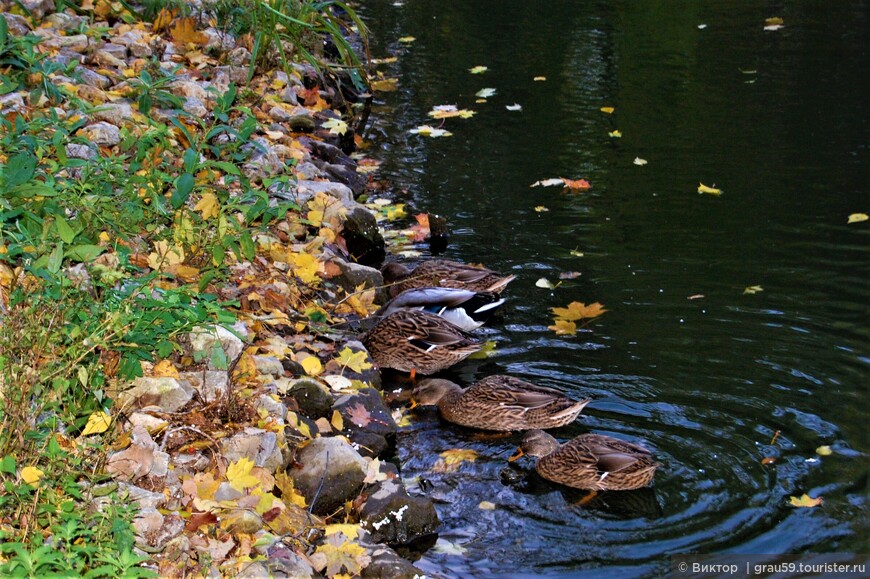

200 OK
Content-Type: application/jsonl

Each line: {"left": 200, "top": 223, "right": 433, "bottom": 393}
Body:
{"left": 253, "top": 355, "right": 284, "bottom": 377}
{"left": 106, "top": 426, "right": 170, "bottom": 481}
{"left": 133, "top": 508, "right": 185, "bottom": 551}
{"left": 323, "top": 163, "right": 367, "bottom": 197}
{"left": 266, "top": 544, "right": 315, "bottom": 578}
{"left": 203, "top": 28, "right": 236, "bottom": 51}
{"left": 119, "top": 482, "right": 167, "bottom": 510}
{"left": 295, "top": 161, "right": 323, "bottom": 180}
{"left": 297, "top": 179, "right": 354, "bottom": 203}
{"left": 334, "top": 387, "right": 394, "bottom": 436}
{"left": 361, "top": 543, "right": 424, "bottom": 579}
{"left": 115, "top": 30, "right": 152, "bottom": 58}
{"left": 280, "top": 85, "right": 298, "bottom": 105}
{"left": 213, "top": 65, "right": 248, "bottom": 84}
{"left": 329, "top": 257, "right": 387, "bottom": 306}
{"left": 213, "top": 482, "right": 244, "bottom": 502}
{"left": 228, "top": 47, "right": 250, "bottom": 67}
{"left": 236, "top": 561, "right": 269, "bottom": 578}
{"left": 343, "top": 206, "right": 386, "bottom": 267}
{"left": 2, "top": 14, "right": 31, "bottom": 36}
{"left": 220, "top": 428, "right": 285, "bottom": 473}
{"left": 92, "top": 49, "right": 125, "bottom": 68}
{"left": 38, "top": 33, "right": 89, "bottom": 52}
{"left": 289, "top": 437, "right": 367, "bottom": 516}
{"left": 0, "top": 93, "right": 26, "bottom": 117}
{"left": 283, "top": 378, "right": 332, "bottom": 419}
{"left": 243, "top": 137, "right": 286, "bottom": 178}
{"left": 19, "top": 0, "right": 54, "bottom": 19}
{"left": 100, "top": 42, "right": 128, "bottom": 59}
{"left": 223, "top": 510, "right": 263, "bottom": 535}
{"left": 92, "top": 101, "right": 134, "bottom": 125}
{"left": 256, "top": 394, "right": 287, "bottom": 421}
{"left": 360, "top": 478, "right": 439, "bottom": 545}
{"left": 76, "top": 67, "right": 111, "bottom": 89}
{"left": 170, "top": 80, "right": 210, "bottom": 101}
{"left": 183, "top": 96, "right": 209, "bottom": 118}
{"left": 78, "top": 122, "right": 121, "bottom": 147}
{"left": 178, "top": 370, "right": 228, "bottom": 403}
{"left": 186, "top": 324, "right": 246, "bottom": 369}
{"left": 118, "top": 377, "right": 193, "bottom": 412}
{"left": 287, "top": 114, "right": 316, "bottom": 132}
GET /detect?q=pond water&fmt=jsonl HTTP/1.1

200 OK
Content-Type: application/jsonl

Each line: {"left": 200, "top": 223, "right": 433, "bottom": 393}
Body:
{"left": 358, "top": 1, "right": 868, "bottom": 576}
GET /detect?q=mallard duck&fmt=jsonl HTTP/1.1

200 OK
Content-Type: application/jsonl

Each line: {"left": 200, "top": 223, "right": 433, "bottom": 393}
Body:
{"left": 412, "top": 376, "right": 591, "bottom": 431}
{"left": 375, "top": 287, "right": 505, "bottom": 331}
{"left": 381, "top": 259, "right": 516, "bottom": 298}
{"left": 511, "top": 430, "right": 659, "bottom": 491}
{"left": 361, "top": 309, "right": 482, "bottom": 376}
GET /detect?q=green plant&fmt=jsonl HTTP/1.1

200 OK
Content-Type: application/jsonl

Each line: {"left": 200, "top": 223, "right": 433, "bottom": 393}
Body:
{"left": 127, "top": 63, "right": 185, "bottom": 116}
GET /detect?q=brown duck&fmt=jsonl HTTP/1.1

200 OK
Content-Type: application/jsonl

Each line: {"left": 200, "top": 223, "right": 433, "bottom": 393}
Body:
{"left": 381, "top": 259, "right": 516, "bottom": 298}
{"left": 511, "top": 430, "right": 659, "bottom": 491}
{"left": 361, "top": 309, "right": 481, "bottom": 376}
{"left": 412, "top": 375, "right": 591, "bottom": 431}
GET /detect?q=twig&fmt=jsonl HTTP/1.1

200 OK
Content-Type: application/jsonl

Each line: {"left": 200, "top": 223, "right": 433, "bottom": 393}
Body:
{"left": 308, "top": 449, "right": 330, "bottom": 515}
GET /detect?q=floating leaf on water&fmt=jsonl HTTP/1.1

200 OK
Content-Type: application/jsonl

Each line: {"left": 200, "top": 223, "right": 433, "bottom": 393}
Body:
{"left": 551, "top": 301, "right": 607, "bottom": 321}
{"left": 536, "top": 277, "right": 557, "bottom": 289}
{"left": 547, "top": 319, "right": 577, "bottom": 336}
{"left": 530, "top": 178, "right": 566, "bottom": 188}
{"left": 559, "top": 271, "right": 581, "bottom": 280}
{"left": 428, "top": 105, "right": 475, "bottom": 119}
{"left": 608, "top": 130, "right": 622, "bottom": 138}
{"left": 600, "top": 106, "right": 615, "bottom": 114}
{"left": 847, "top": 213, "right": 868, "bottom": 223}
{"left": 371, "top": 56, "right": 398, "bottom": 65}
{"left": 633, "top": 157, "right": 648, "bottom": 166}
{"left": 433, "top": 448, "right": 478, "bottom": 472}
{"left": 476, "top": 88, "right": 497, "bottom": 98}
{"left": 789, "top": 493, "right": 822, "bottom": 508}
{"left": 534, "top": 206, "right": 549, "bottom": 212}
{"left": 478, "top": 501, "right": 496, "bottom": 510}
{"left": 533, "top": 76, "right": 547, "bottom": 81}
{"left": 506, "top": 103, "right": 522, "bottom": 111}
{"left": 469, "top": 65, "right": 488, "bottom": 74}
{"left": 370, "top": 78, "right": 399, "bottom": 92}
{"left": 698, "top": 24, "right": 707, "bottom": 29}
{"left": 398, "top": 36, "right": 416, "bottom": 43}
{"left": 432, "top": 538, "right": 468, "bottom": 555}
{"left": 569, "top": 249, "right": 585, "bottom": 257}
{"left": 816, "top": 445, "right": 833, "bottom": 456}
{"left": 562, "top": 178, "right": 591, "bottom": 190}
{"left": 743, "top": 285, "right": 764, "bottom": 295}
{"left": 761, "top": 457, "right": 777, "bottom": 466}
{"left": 698, "top": 183, "right": 722, "bottom": 195}
{"left": 409, "top": 125, "right": 453, "bottom": 138}
{"left": 687, "top": 294, "right": 705, "bottom": 300}
{"left": 468, "top": 340, "right": 497, "bottom": 360}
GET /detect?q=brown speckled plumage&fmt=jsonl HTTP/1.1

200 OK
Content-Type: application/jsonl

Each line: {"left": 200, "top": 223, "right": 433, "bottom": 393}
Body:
{"left": 518, "top": 430, "right": 659, "bottom": 491}
{"left": 382, "top": 259, "right": 516, "bottom": 298}
{"left": 412, "top": 376, "right": 590, "bottom": 431}
{"left": 361, "top": 310, "right": 481, "bottom": 375}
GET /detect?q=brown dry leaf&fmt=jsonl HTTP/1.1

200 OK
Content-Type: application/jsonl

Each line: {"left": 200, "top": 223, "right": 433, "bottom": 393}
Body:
{"left": 433, "top": 448, "right": 478, "bottom": 473}
{"left": 185, "top": 510, "right": 218, "bottom": 532}
{"left": 789, "top": 493, "right": 823, "bottom": 508}
{"left": 551, "top": 301, "right": 607, "bottom": 321}
{"left": 761, "top": 457, "right": 777, "bottom": 465}
{"left": 171, "top": 17, "right": 209, "bottom": 45}
{"left": 346, "top": 402, "right": 372, "bottom": 427}
{"left": 151, "top": 359, "right": 179, "bottom": 378}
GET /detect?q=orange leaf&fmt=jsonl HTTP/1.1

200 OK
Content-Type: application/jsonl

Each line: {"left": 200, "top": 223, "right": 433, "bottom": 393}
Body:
{"left": 561, "top": 178, "right": 592, "bottom": 191}
{"left": 551, "top": 301, "right": 607, "bottom": 321}
{"left": 171, "top": 18, "right": 208, "bottom": 46}
{"left": 789, "top": 493, "right": 823, "bottom": 508}
{"left": 153, "top": 7, "right": 177, "bottom": 33}
{"left": 547, "top": 319, "right": 577, "bottom": 335}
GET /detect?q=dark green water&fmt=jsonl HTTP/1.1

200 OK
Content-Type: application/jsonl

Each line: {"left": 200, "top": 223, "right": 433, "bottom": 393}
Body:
{"left": 360, "top": 1, "right": 869, "bottom": 575}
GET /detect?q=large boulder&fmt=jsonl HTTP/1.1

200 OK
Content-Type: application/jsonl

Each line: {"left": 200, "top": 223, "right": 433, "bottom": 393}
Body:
{"left": 342, "top": 207, "right": 385, "bottom": 267}
{"left": 359, "top": 475, "right": 439, "bottom": 546}
{"left": 289, "top": 437, "right": 367, "bottom": 516}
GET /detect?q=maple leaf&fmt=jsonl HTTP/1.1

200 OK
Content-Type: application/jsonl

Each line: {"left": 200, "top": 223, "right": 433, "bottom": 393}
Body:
{"left": 562, "top": 178, "right": 591, "bottom": 190}
{"left": 335, "top": 347, "right": 373, "bottom": 374}
{"left": 370, "top": 77, "right": 399, "bottom": 92}
{"left": 147, "top": 240, "right": 184, "bottom": 271}
{"left": 547, "top": 319, "right": 577, "bottom": 336}
{"left": 322, "top": 118, "right": 348, "bottom": 135}
{"left": 152, "top": 359, "right": 179, "bottom": 378}
{"left": 476, "top": 88, "right": 496, "bottom": 98}
{"left": 433, "top": 448, "right": 478, "bottom": 473}
{"left": 698, "top": 183, "right": 722, "bottom": 195}
{"left": 325, "top": 524, "right": 362, "bottom": 540}
{"left": 152, "top": 7, "right": 177, "bottom": 33}
{"left": 398, "top": 36, "right": 415, "bottom": 43}
{"left": 194, "top": 192, "right": 220, "bottom": 219}
{"left": 608, "top": 130, "right": 622, "bottom": 138}
{"left": 299, "top": 355, "right": 323, "bottom": 376}
{"left": 363, "top": 457, "right": 388, "bottom": 484}
{"left": 634, "top": 157, "right": 648, "bottom": 166}
{"left": 171, "top": 17, "right": 208, "bottom": 45}
{"left": 81, "top": 411, "right": 112, "bottom": 436}
{"left": 409, "top": 125, "right": 452, "bottom": 138}
{"left": 789, "top": 493, "right": 823, "bottom": 508}
{"left": 288, "top": 252, "right": 322, "bottom": 284}
{"left": 311, "top": 533, "right": 371, "bottom": 577}
{"left": 551, "top": 301, "right": 607, "bottom": 321}
{"left": 20, "top": 466, "right": 44, "bottom": 485}
{"left": 469, "top": 65, "right": 488, "bottom": 74}
{"left": 227, "top": 457, "right": 260, "bottom": 492}
{"left": 428, "top": 105, "right": 475, "bottom": 120}
{"left": 274, "top": 472, "right": 307, "bottom": 508}
{"left": 346, "top": 402, "right": 372, "bottom": 427}
{"left": 743, "top": 285, "right": 764, "bottom": 295}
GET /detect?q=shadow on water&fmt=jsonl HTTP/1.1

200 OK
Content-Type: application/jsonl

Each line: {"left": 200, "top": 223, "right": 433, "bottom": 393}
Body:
{"left": 361, "top": 0, "right": 869, "bottom": 575}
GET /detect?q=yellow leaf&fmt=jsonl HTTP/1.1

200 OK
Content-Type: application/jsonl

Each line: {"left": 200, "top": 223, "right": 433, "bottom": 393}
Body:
{"left": 634, "top": 157, "right": 648, "bottom": 166}
{"left": 226, "top": 457, "right": 260, "bottom": 492}
{"left": 81, "top": 411, "right": 112, "bottom": 436}
{"left": 20, "top": 466, "right": 45, "bottom": 485}
{"left": 743, "top": 285, "right": 764, "bottom": 295}
{"left": 469, "top": 66, "right": 488, "bottom": 74}
{"left": 288, "top": 252, "right": 322, "bottom": 284}
{"left": 816, "top": 445, "right": 833, "bottom": 456}
{"left": 428, "top": 106, "right": 475, "bottom": 120}
{"left": 153, "top": 7, "right": 176, "bottom": 33}
{"left": 299, "top": 356, "right": 323, "bottom": 377}
{"left": 147, "top": 240, "right": 185, "bottom": 270}
{"left": 534, "top": 206, "right": 549, "bottom": 212}
{"left": 398, "top": 36, "right": 415, "bottom": 43}
{"left": 152, "top": 359, "right": 179, "bottom": 378}
{"left": 275, "top": 471, "right": 307, "bottom": 507}
{"left": 600, "top": 106, "right": 615, "bottom": 114}
{"left": 322, "top": 118, "right": 348, "bottom": 135}
{"left": 325, "top": 524, "right": 362, "bottom": 540}
{"left": 370, "top": 78, "right": 399, "bottom": 92}
{"left": 98, "top": 231, "right": 111, "bottom": 243}
{"left": 608, "top": 130, "right": 622, "bottom": 138}
{"left": 194, "top": 192, "right": 220, "bottom": 219}
{"left": 384, "top": 203, "right": 407, "bottom": 221}
{"left": 478, "top": 501, "right": 496, "bottom": 510}
{"left": 313, "top": 533, "right": 370, "bottom": 577}
{"left": 171, "top": 17, "right": 208, "bottom": 45}
{"left": 409, "top": 125, "right": 452, "bottom": 138}
{"left": 307, "top": 210, "right": 323, "bottom": 227}
{"left": 468, "top": 340, "right": 497, "bottom": 360}
{"left": 698, "top": 183, "right": 722, "bottom": 195}
{"left": 335, "top": 347, "right": 373, "bottom": 374}
{"left": 847, "top": 213, "right": 868, "bottom": 224}
{"left": 433, "top": 448, "right": 478, "bottom": 472}
{"left": 330, "top": 410, "right": 344, "bottom": 432}
{"left": 551, "top": 301, "right": 607, "bottom": 321}
{"left": 789, "top": 493, "right": 823, "bottom": 508}
{"left": 533, "top": 76, "right": 547, "bottom": 81}
{"left": 547, "top": 319, "right": 577, "bottom": 335}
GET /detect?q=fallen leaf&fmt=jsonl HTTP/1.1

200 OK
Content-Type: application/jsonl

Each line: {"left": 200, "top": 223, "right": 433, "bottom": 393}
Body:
{"left": 81, "top": 411, "right": 112, "bottom": 436}
{"left": 533, "top": 76, "right": 546, "bottom": 81}
{"left": 363, "top": 457, "right": 388, "bottom": 484}
{"left": 551, "top": 301, "right": 607, "bottom": 321}
{"left": 171, "top": 17, "right": 208, "bottom": 45}
{"left": 600, "top": 106, "right": 615, "bottom": 114}
{"left": 370, "top": 78, "right": 399, "bottom": 92}
{"left": 428, "top": 105, "right": 475, "bottom": 119}
{"left": 469, "top": 65, "right": 488, "bottom": 74}
{"left": 698, "top": 183, "right": 722, "bottom": 195}
{"left": 432, "top": 538, "right": 467, "bottom": 555}
{"left": 346, "top": 402, "right": 372, "bottom": 427}
{"left": 409, "top": 125, "right": 452, "bottom": 138}
{"left": 558, "top": 271, "right": 581, "bottom": 280}
{"left": 323, "top": 375, "right": 354, "bottom": 391}
{"left": 185, "top": 510, "right": 218, "bottom": 532}
{"left": 687, "top": 294, "right": 704, "bottom": 300}
{"left": 789, "top": 493, "right": 822, "bottom": 508}
{"left": 325, "top": 524, "right": 362, "bottom": 540}
{"left": 562, "top": 178, "right": 591, "bottom": 190}
{"left": 335, "top": 347, "right": 373, "bottom": 374}
{"left": 633, "top": 157, "right": 648, "bottom": 166}
{"left": 300, "top": 356, "right": 323, "bottom": 376}
{"left": 743, "top": 285, "right": 764, "bottom": 295}
{"left": 322, "top": 118, "right": 348, "bottom": 135}
{"left": 467, "top": 340, "right": 497, "bottom": 360}
{"left": 20, "top": 466, "right": 44, "bottom": 485}
{"left": 311, "top": 533, "right": 371, "bottom": 577}
{"left": 147, "top": 240, "right": 185, "bottom": 270}
{"left": 398, "top": 36, "right": 415, "bottom": 43}
{"left": 476, "top": 88, "right": 496, "bottom": 98}
{"left": 816, "top": 445, "right": 833, "bottom": 456}
{"left": 847, "top": 213, "right": 868, "bottom": 223}
{"left": 152, "top": 359, "right": 179, "bottom": 378}
{"left": 506, "top": 103, "right": 522, "bottom": 111}
{"left": 433, "top": 448, "right": 478, "bottom": 472}
{"left": 530, "top": 178, "right": 565, "bottom": 188}
{"left": 569, "top": 249, "right": 585, "bottom": 257}
{"left": 608, "top": 130, "right": 622, "bottom": 138}
{"left": 536, "top": 277, "right": 557, "bottom": 289}
{"left": 478, "top": 500, "right": 496, "bottom": 510}
{"left": 227, "top": 457, "right": 260, "bottom": 492}
{"left": 152, "top": 7, "right": 176, "bottom": 33}
{"left": 547, "top": 319, "right": 577, "bottom": 335}
{"left": 534, "top": 206, "right": 549, "bottom": 212}
{"left": 761, "top": 457, "right": 777, "bottom": 465}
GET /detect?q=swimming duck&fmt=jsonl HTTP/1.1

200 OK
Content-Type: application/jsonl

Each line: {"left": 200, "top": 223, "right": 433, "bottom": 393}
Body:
{"left": 381, "top": 259, "right": 516, "bottom": 298}
{"left": 511, "top": 430, "right": 659, "bottom": 491}
{"left": 361, "top": 309, "right": 482, "bottom": 376}
{"left": 412, "top": 376, "right": 591, "bottom": 431}
{"left": 375, "top": 286, "right": 505, "bottom": 331}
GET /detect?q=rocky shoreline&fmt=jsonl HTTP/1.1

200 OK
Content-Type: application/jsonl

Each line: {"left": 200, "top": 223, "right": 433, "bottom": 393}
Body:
{"left": 2, "top": 1, "right": 444, "bottom": 576}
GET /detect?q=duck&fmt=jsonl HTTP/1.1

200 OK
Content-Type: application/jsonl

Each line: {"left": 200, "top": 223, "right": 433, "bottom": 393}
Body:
{"left": 411, "top": 376, "right": 591, "bottom": 431}
{"left": 381, "top": 259, "right": 516, "bottom": 298}
{"left": 375, "top": 286, "right": 505, "bottom": 331}
{"left": 361, "top": 309, "right": 482, "bottom": 377}
{"left": 510, "top": 430, "right": 659, "bottom": 491}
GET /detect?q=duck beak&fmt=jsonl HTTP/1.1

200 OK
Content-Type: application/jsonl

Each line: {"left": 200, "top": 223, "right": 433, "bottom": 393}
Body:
{"left": 409, "top": 398, "right": 419, "bottom": 410}
{"left": 508, "top": 448, "right": 524, "bottom": 462}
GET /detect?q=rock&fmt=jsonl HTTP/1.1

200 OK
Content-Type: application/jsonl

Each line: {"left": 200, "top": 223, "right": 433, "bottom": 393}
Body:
{"left": 295, "top": 161, "right": 324, "bottom": 180}
{"left": 361, "top": 543, "right": 425, "bottom": 579}
{"left": 179, "top": 370, "right": 228, "bottom": 403}
{"left": 213, "top": 66, "right": 248, "bottom": 85}
{"left": 133, "top": 508, "right": 185, "bottom": 551}
{"left": 360, "top": 478, "right": 439, "bottom": 545}
{"left": 220, "top": 427, "right": 285, "bottom": 473}
{"left": 303, "top": 138, "right": 354, "bottom": 167}
{"left": 228, "top": 47, "right": 250, "bottom": 67}
{"left": 266, "top": 544, "right": 315, "bottom": 578}
{"left": 76, "top": 85, "right": 108, "bottom": 104}
{"left": 45, "top": 12, "right": 87, "bottom": 31}
{"left": 0, "top": 93, "right": 26, "bottom": 117}
{"left": 182, "top": 96, "right": 209, "bottom": 118}
{"left": 328, "top": 257, "right": 388, "bottom": 306}
{"left": 2, "top": 13, "right": 31, "bottom": 36}
{"left": 19, "top": 0, "right": 55, "bottom": 20}
{"left": 256, "top": 394, "right": 287, "bottom": 421}
{"left": 253, "top": 355, "right": 284, "bottom": 377}
{"left": 236, "top": 562, "right": 269, "bottom": 578}
{"left": 99, "top": 42, "right": 128, "bottom": 60}
{"left": 289, "top": 437, "right": 367, "bottom": 516}
{"left": 118, "top": 377, "right": 193, "bottom": 412}
{"left": 115, "top": 30, "right": 153, "bottom": 58}
{"left": 280, "top": 359, "right": 307, "bottom": 377}
{"left": 333, "top": 388, "right": 395, "bottom": 457}
{"left": 186, "top": 324, "right": 247, "bottom": 369}
{"left": 213, "top": 482, "right": 244, "bottom": 502}
{"left": 170, "top": 80, "right": 210, "bottom": 101}
{"left": 127, "top": 412, "right": 169, "bottom": 434}
{"left": 283, "top": 378, "right": 333, "bottom": 419}
{"left": 279, "top": 85, "right": 298, "bottom": 105}
{"left": 203, "top": 28, "right": 236, "bottom": 51}
{"left": 106, "top": 426, "right": 170, "bottom": 482}
{"left": 119, "top": 482, "right": 168, "bottom": 510}
{"left": 323, "top": 163, "right": 367, "bottom": 197}
{"left": 342, "top": 206, "right": 386, "bottom": 267}
{"left": 92, "top": 101, "right": 134, "bottom": 125}
{"left": 287, "top": 114, "right": 316, "bottom": 132}
{"left": 75, "top": 67, "right": 111, "bottom": 89}
{"left": 222, "top": 509, "right": 263, "bottom": 535}
{"left": 243, "top": 137, "right": 286, "bottom": 179}
{"left": 38, "top": 33, "right": 89, "bottom": 53}
{"left": 297, "top": 179, "right": 354, "bottom": 203}
{"left": 77, "top": 122, "right": 121, "bottom": 146}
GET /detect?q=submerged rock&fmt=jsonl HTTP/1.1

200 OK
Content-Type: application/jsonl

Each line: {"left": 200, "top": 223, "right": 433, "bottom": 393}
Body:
{"left": 333, "top": 387, "right": 396, "bottom": 457}
{"left": 342, "top": 207, "right": 386, "bottom": 267}
{"left": 360, "top": 476, "right": 439, "bottom": 546}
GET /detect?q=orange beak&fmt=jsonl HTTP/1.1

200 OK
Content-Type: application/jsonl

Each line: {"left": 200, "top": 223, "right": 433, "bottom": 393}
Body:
{"left": 409, "top": 398, "right": 419, "bottom": 410}
{"left": 508, "top": 448, "right": 524, "bottom": 463}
